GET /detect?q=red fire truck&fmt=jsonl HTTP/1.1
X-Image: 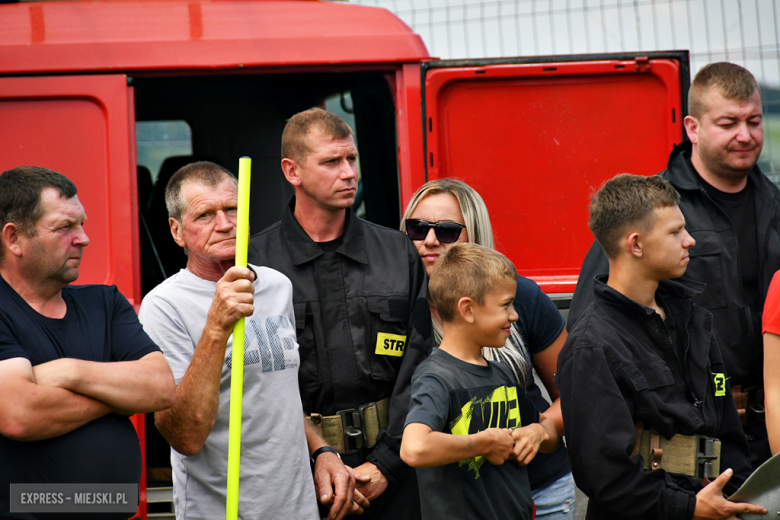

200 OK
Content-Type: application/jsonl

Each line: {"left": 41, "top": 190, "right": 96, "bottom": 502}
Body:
{"left": 0, "top": 1, "right": 688, "bottom": 517}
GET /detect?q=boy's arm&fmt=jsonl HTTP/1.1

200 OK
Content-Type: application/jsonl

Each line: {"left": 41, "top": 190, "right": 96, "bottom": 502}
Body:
{"left": 510, "top": 413, "right": 559, "bottom": 466}
{"left": 401, "top": 369, "right": 514, "bottom": 468}
{"left": 401, "top": 423, "right": 514, "bottom": 467}
{"left": 558, "top": 344, "right": 696, "bottom": 520}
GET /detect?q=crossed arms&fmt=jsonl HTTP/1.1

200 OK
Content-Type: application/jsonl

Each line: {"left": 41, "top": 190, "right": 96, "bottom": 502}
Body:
{"left": 0, "top": 352, "right": 176, "bottom": 442}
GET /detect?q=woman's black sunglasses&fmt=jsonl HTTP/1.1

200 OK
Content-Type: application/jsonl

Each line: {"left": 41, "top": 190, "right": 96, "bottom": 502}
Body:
{"left": 405, "top": 219, "right": 466, "bottom": 243}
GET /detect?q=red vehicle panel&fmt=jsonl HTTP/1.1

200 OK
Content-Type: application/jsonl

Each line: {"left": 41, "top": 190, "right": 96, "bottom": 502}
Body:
{"left": 0, "top": 3, "right": 692, "bottom": 518}
{"left": 0, "top": 0, "right": 429, "bottom": 74}
{"left": 422, "top": 58, "right": 684, "bottom": 294}
{"left": 0, "top": 75, "right": 140, "bottom": 306}
{"left": 0, "top": 73, "right": 143, "bottom": 517}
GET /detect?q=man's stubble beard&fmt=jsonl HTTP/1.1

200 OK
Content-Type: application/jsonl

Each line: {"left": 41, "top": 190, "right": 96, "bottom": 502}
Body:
{"left": 24, "top": 241, "right": 81, "bottom": 290}
{"left": 696, "top": 138, "right": 759, "bottom": 185}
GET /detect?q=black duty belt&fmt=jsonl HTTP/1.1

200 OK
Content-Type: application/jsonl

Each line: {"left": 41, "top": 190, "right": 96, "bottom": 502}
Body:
{"left": 306, "top": 398, "right": 390, "bottom": 455}
{"left": 632, "top": 421, "right": 721, "bottom": 479}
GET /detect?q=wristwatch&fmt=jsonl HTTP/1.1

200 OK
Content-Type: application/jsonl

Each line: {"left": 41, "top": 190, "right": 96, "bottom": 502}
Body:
{"left": 311, "top": 446, "right": 340, "bottom": 465}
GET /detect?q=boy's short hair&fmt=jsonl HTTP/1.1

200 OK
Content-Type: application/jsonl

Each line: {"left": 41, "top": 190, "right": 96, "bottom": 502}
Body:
{"left": 588, "top": 174, "right": 680, "bottom": 259}
{"left": 688, "top": 62, "right": 761, "bottom": 120}
{"left": 430, "top": 243, "right": 517, "bottom": 322}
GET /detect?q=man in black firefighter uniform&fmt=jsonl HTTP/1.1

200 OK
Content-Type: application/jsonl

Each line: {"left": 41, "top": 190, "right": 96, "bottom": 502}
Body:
{"left": 567, "top": 62, "right": 780, "bottom": 468}
{"left": 248, "top": 108, "right": 433, "bottom": 519}
{"left": 557, "top": 174, "right": 765, "bottom": 520}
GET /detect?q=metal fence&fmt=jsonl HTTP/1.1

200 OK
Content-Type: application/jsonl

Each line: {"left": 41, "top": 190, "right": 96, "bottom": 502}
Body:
{"left": 353, "top": 0, "right": 780, "bottom": 180}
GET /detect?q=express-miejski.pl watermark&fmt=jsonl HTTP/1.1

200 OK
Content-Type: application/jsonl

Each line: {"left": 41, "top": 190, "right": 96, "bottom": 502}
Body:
{"left": 10, "top": 483, "right": 138, "bottom": 513}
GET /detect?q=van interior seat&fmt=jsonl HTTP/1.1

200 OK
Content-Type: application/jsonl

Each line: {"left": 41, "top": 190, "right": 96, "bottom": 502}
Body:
{"left": 146, "top": 155, "right": 218, "bottom": 283}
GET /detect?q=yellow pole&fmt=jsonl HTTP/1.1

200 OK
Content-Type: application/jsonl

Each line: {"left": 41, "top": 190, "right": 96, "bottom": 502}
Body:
{"left": 226, "top": 156, "right": 251, "bottom": 520}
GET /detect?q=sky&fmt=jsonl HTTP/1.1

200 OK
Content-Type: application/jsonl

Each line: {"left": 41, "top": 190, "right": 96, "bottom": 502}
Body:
{"left": 354, "top": 0, "right": 780, "bottom": 87}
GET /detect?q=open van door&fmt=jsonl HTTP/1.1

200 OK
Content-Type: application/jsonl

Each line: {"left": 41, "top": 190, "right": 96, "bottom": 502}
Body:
{"left": 0, "top": 75, "right": 139, "bottom": 305}
{"left": 420, "top": 51, "right": 689, "bottom": 300}
{"left": 0, "top": 74, "right": 149, "bottom": 519}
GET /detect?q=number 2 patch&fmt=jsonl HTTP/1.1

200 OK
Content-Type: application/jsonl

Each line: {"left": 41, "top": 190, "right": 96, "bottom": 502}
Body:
{"left": 376, "top": 333, "right": 407, "bottom": 357}
{"left": 712, "top": 373, "right": 726, "bottom": 397}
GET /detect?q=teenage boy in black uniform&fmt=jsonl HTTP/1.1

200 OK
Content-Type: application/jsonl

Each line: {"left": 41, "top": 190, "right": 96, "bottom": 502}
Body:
{"left": 557, "top": 174, "right": 765, "bottom": 520}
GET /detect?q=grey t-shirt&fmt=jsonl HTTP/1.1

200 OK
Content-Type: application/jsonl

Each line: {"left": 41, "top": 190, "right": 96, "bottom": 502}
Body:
{"left": 139, "top": 266, "right": 318, "bottom": 520}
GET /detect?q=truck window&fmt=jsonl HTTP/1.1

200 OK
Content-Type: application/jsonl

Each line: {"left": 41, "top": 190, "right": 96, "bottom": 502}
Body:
{"left": 136, "top": 120, "right": 193, "bottom": 183}
{"left": 132, "top": 72, "right": 399, "bottom": 237}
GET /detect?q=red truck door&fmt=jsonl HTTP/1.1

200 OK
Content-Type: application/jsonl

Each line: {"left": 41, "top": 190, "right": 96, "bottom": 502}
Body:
{"left": 420, "top": 52, "right": 688, "bottom": 298}
{"left": 0, "top": 74, "right": 140, "bottom": 306}
{"left": 0, "top": 74, "right": 149, "bottom": 519}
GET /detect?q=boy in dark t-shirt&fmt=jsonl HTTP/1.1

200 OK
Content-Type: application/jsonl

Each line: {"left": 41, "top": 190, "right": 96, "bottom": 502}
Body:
{"left": 401, "top": 243, "right": 559, "bottom": 520}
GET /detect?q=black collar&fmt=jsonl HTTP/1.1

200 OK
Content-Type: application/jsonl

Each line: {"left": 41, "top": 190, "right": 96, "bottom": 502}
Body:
{"left": 281, "top": 197, "right": 368, "bottom": 266}
{"left": 664, "top": 141, "right": 768, "bottom": 194}
{"left": 593, "top": 273, "right": 706, "bottom": 317}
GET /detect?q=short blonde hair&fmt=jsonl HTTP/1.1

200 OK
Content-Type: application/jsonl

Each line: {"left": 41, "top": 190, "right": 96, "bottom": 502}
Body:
{"left": 281, "top": 107, "right": 353, "bottom": 165}
{"left": 588, "top": 174, "right": 680, "bottom": 259}
{"left": 429, "top": 243, "right": 517, "bottom": 323}
{"left": 689, "top": 62, "right": 761, "bottom": 120}
{"left": 400, "top": 178, "right": 494, "bottom": 249}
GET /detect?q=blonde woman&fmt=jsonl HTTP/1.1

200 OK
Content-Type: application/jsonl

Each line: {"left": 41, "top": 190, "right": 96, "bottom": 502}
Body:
{"left": 402, "top": 179, "right": 574, "bottom": 519}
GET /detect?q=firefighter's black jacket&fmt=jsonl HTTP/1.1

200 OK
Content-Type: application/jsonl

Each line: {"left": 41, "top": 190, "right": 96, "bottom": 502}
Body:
{"left": 557, "top": 275, "right": 752, "bottom": 520}
{"left": 248, "top": 198, "right": 434, "bottom": 484}
{"left": 568, "top": 141, "right": 780, "bottom": 388}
